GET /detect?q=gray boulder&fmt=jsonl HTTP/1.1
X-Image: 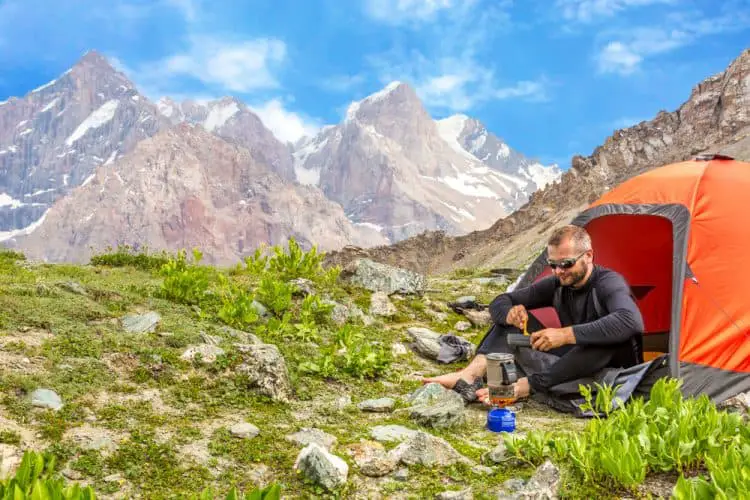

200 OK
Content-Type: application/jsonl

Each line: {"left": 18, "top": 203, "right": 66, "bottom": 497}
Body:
{"left": 392, "top": 431, "right": 472, "bottom": 467}
{"left": 341, "top": 258, "right": 426, "bottom": 295}
{"left": 30, "top": 388, "right": 63, "bottom": 411}
{"left": 235, "top": 343, "right": 293, "bottom": 403}
{"left": 294, "top": 443, "right": 348, "bottom": 491}
{"left": 122, "top": 311, "right": 161, "bottom": 334}
{"left": 407, "top": 327, "right": 442, "bottom": 359}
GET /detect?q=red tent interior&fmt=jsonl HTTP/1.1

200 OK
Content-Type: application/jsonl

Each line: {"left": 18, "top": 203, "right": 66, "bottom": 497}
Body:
{"left": 529, "top": 214, "right": 674, "bottom": 354}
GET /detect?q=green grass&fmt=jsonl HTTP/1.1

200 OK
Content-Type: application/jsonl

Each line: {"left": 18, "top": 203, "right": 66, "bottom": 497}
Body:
{"left": 2, "top": 246, "right": 736, "bottom": 499}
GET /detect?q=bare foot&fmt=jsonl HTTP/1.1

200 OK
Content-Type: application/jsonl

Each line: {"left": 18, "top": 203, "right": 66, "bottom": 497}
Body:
{"left": 476, "top": 387, "right": 490, "bottom": 406}
{"left": 421, "top": 371, "right": 473, "bottom": 390}
{"left": 514, "top": 377, "right": 530, "bottom": 399}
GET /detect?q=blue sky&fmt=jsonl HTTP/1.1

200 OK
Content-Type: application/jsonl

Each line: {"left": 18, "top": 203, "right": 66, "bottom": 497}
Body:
{"left": 0, "top": 0, "right": 748, "bottom": 168}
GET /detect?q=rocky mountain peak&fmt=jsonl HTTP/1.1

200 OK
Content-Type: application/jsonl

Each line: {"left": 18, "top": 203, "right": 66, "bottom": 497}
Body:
{"left": 345, "top": 82, "right": 430, "bottom": 130}
{"left": 76, "top": 50, "right": 115, "bottom": 70}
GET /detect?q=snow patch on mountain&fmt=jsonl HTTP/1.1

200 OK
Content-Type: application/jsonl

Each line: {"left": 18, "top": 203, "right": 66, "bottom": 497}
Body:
{"left": 293, "top": 136, "right": 328, "bottom": 185}
{"left": 435, "top": 115, "right": 476, "bottom": 162}
{"left": 41, "top": 98, "right": 60, "bottom": 113}
{"left": 0, "top": 209, "right": 49, "bottom": 242}
{"left": 204, "top": 101, "right": 239, "bottom": 132}
{"left": 521, "top": 162, "right": 562, "bottom": 190}
{"left": 65, "top": 99, "right": 120, "bottom": 146}
{"left": 0, "top": 193, "right": 24, "bottom": 208}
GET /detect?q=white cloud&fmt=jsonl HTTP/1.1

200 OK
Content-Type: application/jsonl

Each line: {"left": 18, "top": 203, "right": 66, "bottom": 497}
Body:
{"left": 249, "top": 99, "right": 322, "bottom": 144}
{"left": 595, "top": 8, "right": 748, "bottom": 76}
{"left": 364, "top": 1, "right": 538, "bottom": 111}
{"left": 597, "top": 41, "right": 642, "bottom": 75}
{"left": 159, "top": 36, "right": 286, "bottom": 92}
{"left": 372, "top": 51, "right": 548, "bottom": 111}
{"left": 556, "top": 0, "right": 675, "bottom": 23}
{"left": 321, "top": 74, "right": 367, "bottom": 92}
{"left": 164, "top": 0, "right": 199, "bottom": 22}
{"left": 363, "top": 0, "right": 463, "bottom": 25}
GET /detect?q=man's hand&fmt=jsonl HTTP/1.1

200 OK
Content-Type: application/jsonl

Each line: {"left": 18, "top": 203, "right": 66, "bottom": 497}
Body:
{"left": 505, "top": 304, "right": 528, "bottom": 329}
{"left": 530, "top": 327, "right": 576, "bottom": 351}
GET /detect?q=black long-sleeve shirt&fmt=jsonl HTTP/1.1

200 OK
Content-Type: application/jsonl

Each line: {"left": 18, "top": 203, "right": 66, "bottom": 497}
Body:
{"left": 489, "top": 265, "right": 644, "bottom": 346}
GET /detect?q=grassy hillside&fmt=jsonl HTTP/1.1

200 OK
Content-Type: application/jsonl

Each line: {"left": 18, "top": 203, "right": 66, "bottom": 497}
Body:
{"left": 0, "top": 244, "right": 747, "bottom": 499}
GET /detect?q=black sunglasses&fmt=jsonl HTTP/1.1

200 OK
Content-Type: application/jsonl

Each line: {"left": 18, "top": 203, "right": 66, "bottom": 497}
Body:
{"left": 547, "top": 252, "right": 586, "bottom": 270}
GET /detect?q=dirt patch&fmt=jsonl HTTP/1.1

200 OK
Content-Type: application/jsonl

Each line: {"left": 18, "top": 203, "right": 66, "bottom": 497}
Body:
{"left": 101, "top": 352, "right": 141, "bottom": 377}
{"left": 0, "top": 328, "right": 53, "bottom": 348}
{"left": 90, "top": 388, "right": 179, "bottom": 416}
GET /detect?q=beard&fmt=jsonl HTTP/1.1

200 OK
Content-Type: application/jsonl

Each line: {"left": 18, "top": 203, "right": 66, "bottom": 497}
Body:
{"left": 561, "top": 262, "right": 591, "bottom": 288}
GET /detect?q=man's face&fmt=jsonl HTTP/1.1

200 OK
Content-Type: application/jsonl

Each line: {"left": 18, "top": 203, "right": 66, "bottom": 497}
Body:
{"left": 547, "top": 237, "right": 592, "bottom": 287}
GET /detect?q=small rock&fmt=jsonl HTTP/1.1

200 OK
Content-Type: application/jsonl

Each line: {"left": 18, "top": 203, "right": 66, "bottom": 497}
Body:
{"left": 252, "top": 300, "right": 269, "bottom": 317}
{"left": 484, "top": 442, "right": 508, "bottom": 464}
{"left": 407, "top": 327, "right": 442, "bottom": 359}
{"left": 235, "top": 343, "right": 293, "bottom": 403}
{"left": 718, "top": 390, "right": 750, "bottom": 416}
{"left": 501, "top": 478, "right": 526, "bottom": 493}
{"left": 437, "top": 488, "right": 473, "bottom": 500}
{"left": 248, "top": 463, "right": 271, "bottom": 485}
{"left": 346, "top": 441, "right": 398, "bottom": 478}
{"left": 340, "top": 258, "right": 426, "bottom": 295}
{"left": 370, "top": 291, "right": 397, "bottom": 317}
{"left": 336, "top": 395, "right": 352, "bottom": 411}
{"left": 359, "top": 454, "right": 398, "bottom": 477}
{"left": 472, "top": 465, "right": 494, "bottom": 475}
{"left": 180, "top": 344, "right": 225, "bottom": 364}
{"left": 121, "top": 311, "right": 161, "bottom": 334}
{"left": 294, "top": 443, "right": 348, "bottom": 491}
{"left": 463, "top": 309, "right": 491, "bottom": 327}
{"left": 408, "top": 389, "right": 465, "bottom": 428}
{"left": 391, "top": 343, "right": 408, "bottom": 356}
{"left": 59, "top": 280, "right": 88, "bottom": 296}
{"left": 392, "top": 431, "right": 473, "bottom": 467}
{"left": 220, "top": 326, "right": 261, "bottom": 344}
{"left": 286, "top": 428, "right": 337, "bottom": 450}
{"left": 103, "top": 473, "right": 123, "bottom": 483}
{"left": 230, "top": 422, "right": 260, "bottom": 439}
{"left": 199, "top": 332, "right": 222, "bottom": 345}
{"left": 426, "top": 309, "right": 448, "bottom": 322}
{"left": 30, "top": 388, "right": 63, "bottom": 411}
{"left": 61, "top": 468, "right": 83, "bottom": 480}
{"left": 455, "top": 321, "right": 472, "bottom": 331}
{"left": 290, "top": 278, "right": 314, "bottom": 296}
{"left": 358, "top": 398, "right": 395, "bottom": 413}
{"left": 370, "top": 425, "right": 417, "bottom": 443}
{"left": 392, "top": 468, "right": 409, "bottom": 481}
{"left": 513, "top": 460, "right": 560, "bottom": 499}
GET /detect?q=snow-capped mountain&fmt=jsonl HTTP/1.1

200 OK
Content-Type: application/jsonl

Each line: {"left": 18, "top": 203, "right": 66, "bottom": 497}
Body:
{"left": 0, "top": 50, "right": 561, "bottom": 262}
{"left": 0, "top": 51, "right": 169, "bottom": 237}
{"left": 290, "top": 81, "right": 561, "bottom": 241}
{"left": 436, "top": 114, "right": 562, "bottom": 206}
{"left": 155, "top": 97, "right": 296, "bottom": 181}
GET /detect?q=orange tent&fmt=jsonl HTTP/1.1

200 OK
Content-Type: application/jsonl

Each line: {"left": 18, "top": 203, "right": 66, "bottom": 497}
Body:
{"left": 518, "top": 154, "right": 750, "bottom": 404}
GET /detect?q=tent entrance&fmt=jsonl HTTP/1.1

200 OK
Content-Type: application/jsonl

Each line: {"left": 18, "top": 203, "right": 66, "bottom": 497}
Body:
{"left": 584, "top": 214, "right": 674, "bottom": 357}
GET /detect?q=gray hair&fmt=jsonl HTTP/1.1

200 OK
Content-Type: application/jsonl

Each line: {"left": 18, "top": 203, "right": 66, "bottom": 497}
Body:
{"left": 547, "top": 225, "right": 592, "bottom": 253}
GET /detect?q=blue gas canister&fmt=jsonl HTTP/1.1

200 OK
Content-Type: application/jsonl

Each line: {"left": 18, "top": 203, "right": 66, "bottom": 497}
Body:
{"left": 487, "top": 408, "right": 516, "bottom": 433}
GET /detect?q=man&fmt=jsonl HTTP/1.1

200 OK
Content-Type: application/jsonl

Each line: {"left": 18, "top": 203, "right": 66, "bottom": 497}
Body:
{"left": 423, "top": 224, "right": 645, "bottom": 403}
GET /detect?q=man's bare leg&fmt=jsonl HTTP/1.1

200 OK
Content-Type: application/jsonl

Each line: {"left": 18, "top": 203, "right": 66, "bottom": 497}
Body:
{"left": 421, "top": 354, "right": 488, "bottom": 389}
